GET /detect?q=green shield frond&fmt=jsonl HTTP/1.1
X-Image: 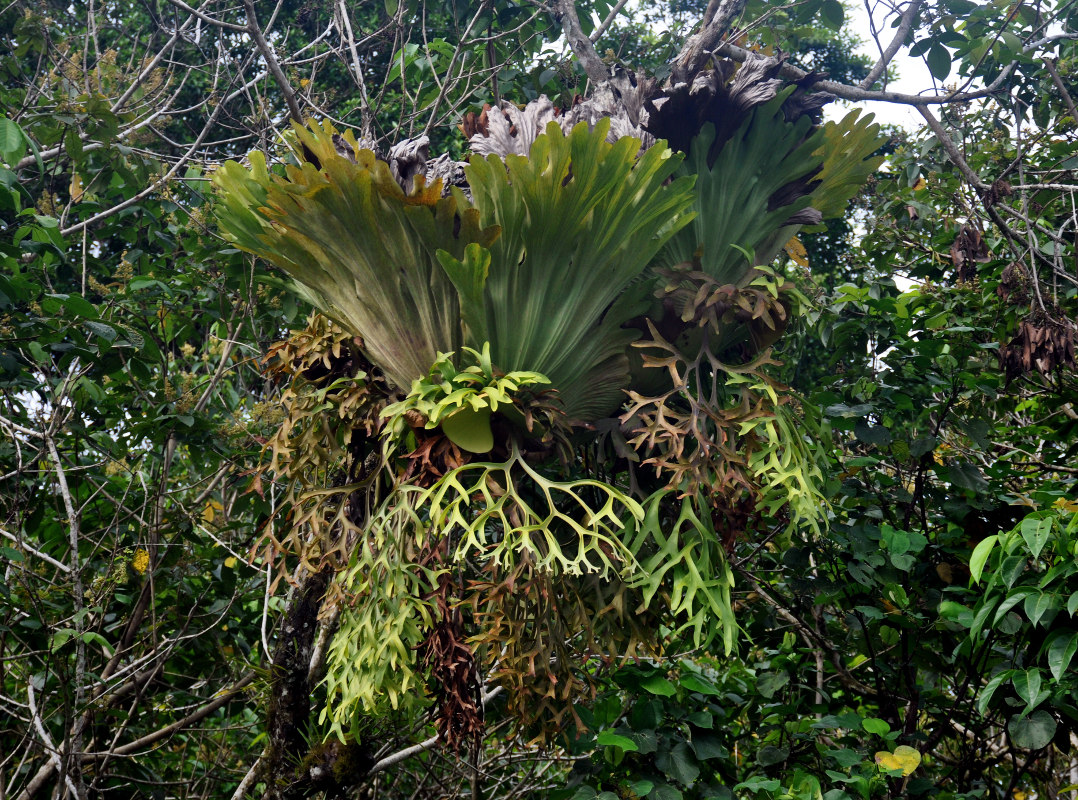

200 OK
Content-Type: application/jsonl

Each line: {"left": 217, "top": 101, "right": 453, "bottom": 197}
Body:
{"left": 458, "top": 119, "right": 696, "bottom": 421}
{"left": 213, "top": 120, "right": 499, "bottom": 391}
{"left": 655, "top": 91, "right": 826, "bottom": 288}
{"left": 808, "top": 109, "right": 888, "bottom": 222}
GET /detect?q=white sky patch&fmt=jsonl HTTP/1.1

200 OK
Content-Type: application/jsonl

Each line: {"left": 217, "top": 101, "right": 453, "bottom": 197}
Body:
{"left": 832, "top": 2, "right": 935, "bottom": 131}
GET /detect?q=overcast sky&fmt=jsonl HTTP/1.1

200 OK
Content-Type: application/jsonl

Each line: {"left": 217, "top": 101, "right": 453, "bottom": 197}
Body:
{"left": 842, "top": 2, "right": 934, "bottom": 130}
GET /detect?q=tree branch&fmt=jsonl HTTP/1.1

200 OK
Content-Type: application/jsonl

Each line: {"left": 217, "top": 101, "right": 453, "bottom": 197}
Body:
{"left": 81, "top": 672, "right": 256, "bottom": 760}
{"left": 366, "top": 687, "right": 504, "bottom": 776}
{"left": 1043, "top": 57, "right": 1078, "bottom": 125}
{"left": 162, "top": 0, "right": 246, "bottom": 32}
{"left": 243, "top": 0, "right": 304, "bottom": 123}
{"left": 589, "top": 0, "right": 631, "bottom": 43}
{"left": 715, "top": 39, "right": 1015, "bottom": 106}
{"left": 674, "top": 0, "right": 749, "bottom": 77}
{"left": 552, "top": 0, "right": 608, "bottom": 83}
{"left": 860, "top": 0, "right": 923, "bottom": 90}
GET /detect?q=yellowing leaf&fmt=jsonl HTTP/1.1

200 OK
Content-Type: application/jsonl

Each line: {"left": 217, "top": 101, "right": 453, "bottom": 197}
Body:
{"left": 1052, "top": 497, "right": 1078, "bottom": 512}
{"left": 913, "top": 176, "right": 927, "bottom": 191}
{"left": 784, "top": 236, "right": 809, "bottom": 267}
{"left": 224, "top": 556, "right": 237, "bottom": 568}
{"left": 202, "top": 499, "right": 223, "bottom": 523}
{"left": 875, "top": 745, "right": 921, "bottom": 776}
{"left": 132, "top": 548, "right": 149, "bottom": 575}
{"left": 70, "top": 173, "right": 84, "bottom": 201}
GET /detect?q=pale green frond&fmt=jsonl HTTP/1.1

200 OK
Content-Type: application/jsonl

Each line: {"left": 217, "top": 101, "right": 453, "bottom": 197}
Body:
{"left": 423, "top": 446, "right": 644, "bottom": 578}
{"left": 809, "top": 110, "right": 888, "bottom": 221}
{"left": 214, "top": 120, "right": 499, "bottom": 391}
{"left": 625, "top": 491, "right": 738, "bottom": 654}
{"left": 459, "top": 119, "right": 696, "bottom": 421}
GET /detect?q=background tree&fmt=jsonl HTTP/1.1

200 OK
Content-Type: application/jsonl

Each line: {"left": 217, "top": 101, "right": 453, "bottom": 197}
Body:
{"left": 1, "top": 1, "right": 1077, "bottom": 799}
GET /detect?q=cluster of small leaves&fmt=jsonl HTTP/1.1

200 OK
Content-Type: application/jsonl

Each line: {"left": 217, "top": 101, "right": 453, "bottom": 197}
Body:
{"left": 382, "top": 342, "right": 553, "bottom": 456}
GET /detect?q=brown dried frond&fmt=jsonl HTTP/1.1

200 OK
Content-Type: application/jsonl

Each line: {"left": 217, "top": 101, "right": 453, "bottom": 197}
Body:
{"left": 419, "top": 569, "right": 484, "bottom": 753}
{"left": 997, "top": 262, "right": 1030, "bottom": 304}
{"left": 463, "top": 560, "right": 658, "bottom": 742}
{"left": 1000, "top": 309, "right": 1077, "bottom": 381}
{"left": 950, "top": 224, "right": 990, "bottom": 283}
{"left": 254, "top": 315, "right": 390, "bottom": 585}
{"left": 983, "top": 178, "right": 1013, "bottom": 209}
{"left": 622, "top": 320, "right": 776, "bottom": 505}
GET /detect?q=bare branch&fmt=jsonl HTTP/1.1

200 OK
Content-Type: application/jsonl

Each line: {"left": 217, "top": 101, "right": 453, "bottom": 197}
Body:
{"left": 366, "top": 687, "right": 505, "bottom": 776}
{"left": 552, "top": 0, "right": 609, "bottom": 83}
{"left": 80, "top": 672, "right": 257, "bottom": 760}
{"left": 674, "top": 0, "right": 749, "bottom": 77}
{"left": 590, "top": 0, "right": 631, "bottom": 43}
{"left": 1043, "top": 57, "right": 1078, "bottom": 126}
{"left": 860, "top": 0, "right": 923, "bottom": 90}
{"left": 0, "top": 527, "right": 71, "bottom": 574}
{"left": 715, "top": 39, "right": 1015, "bottom": 106}
{"left": 162, "top": 0, "right": 246, "bottom": 32}
{"left": 243, "top": 0, "right": 304, "bottom": 123}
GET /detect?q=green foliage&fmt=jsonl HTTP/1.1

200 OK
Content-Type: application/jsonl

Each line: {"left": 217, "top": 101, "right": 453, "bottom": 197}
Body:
{"left": 627, "top": 492, "right": 737, "bottom": 653}
{"left": 427, "top": 447, "right": 642, "bottom": 577}
{"left": 382, "top": 342, "right": 551, "bottom": 454}
{"left": 808, "top": 111, "right": 888, "bottom": 223}
{"left": 321, "top": 499, "right": 437, "bottom": 737}
{"left": 215, "top": 121, "right": 499, "bottom": 391}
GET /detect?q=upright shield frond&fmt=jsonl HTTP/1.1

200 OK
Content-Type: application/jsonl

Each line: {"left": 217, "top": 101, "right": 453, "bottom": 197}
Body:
{"left": 459, "top": 119, "right": 696, "bottom": 421}
{"left": 655, "top": 91, "right": 826, "bottom": 288}
{"left": 214, "top": 120, "right": 498, "bottom": 391}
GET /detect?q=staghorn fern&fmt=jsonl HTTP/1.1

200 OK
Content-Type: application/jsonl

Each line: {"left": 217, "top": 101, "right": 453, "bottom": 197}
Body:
{"left": 214, "top": 120, "right": 498, "bottom": 391}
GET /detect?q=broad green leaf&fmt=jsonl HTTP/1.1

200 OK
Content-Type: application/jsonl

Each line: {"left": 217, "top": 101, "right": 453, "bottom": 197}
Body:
{"left": 0, "top": 118, "right": 25, "bottom": 165}
{"left": 1046, "top": 631, "right": 1078, "bottom": 681}
{"left": 977, "top": 670, "right": 1013, "bottom": 715}
{"left": 820, "top": 0, "right": 844, "bottom": 29}
{"left": 640, "top": 674, "right": 677, "bottom": 697}
{"left": 679, "top": 672, "right": 724, "bottom": 696}
{"left": 969, "top": 535, "right": 998, "bottom": 584}
{"left": 810, "top": 111, "right": 888, "bottom": 220}
{"left": 596, "top": 730, "right": 639, "bottom": 751}
{"left": 1020, "top": 515, "right": 1053, "bottom": 559}
{"left": 1008, "top": 710, "right": 1056, "bottom": 750}
{"left": 437, "top": 243, "right": 490, "bottom": 345}
{"left": 689, "top": 733, "right": 725, "bottom": 760}
{"left": 656, "top": 741, "right": 700, "bottom": 788}
{"left": 1023, "top": 591, "right": 1057, "bottom": 627}
{"left": 757, "top": 745, "right": 789, "bottom": 766}
{"left": 440, "top": 406, "right": 493, "bottom": 454}
{"left": 1012, "top": 668, "right": 1043, "bottom": 714}
{"left": 862, "top": 717, "right": 890, "bottom": 735}
{"left": 756, "top": 671, "right": 789, "bottom": 699}
{"left": 650, "top": 785, "right": 684, "bottom": 800}
{"left": 927, "top": 43, "right": 952, "bottom": 80}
